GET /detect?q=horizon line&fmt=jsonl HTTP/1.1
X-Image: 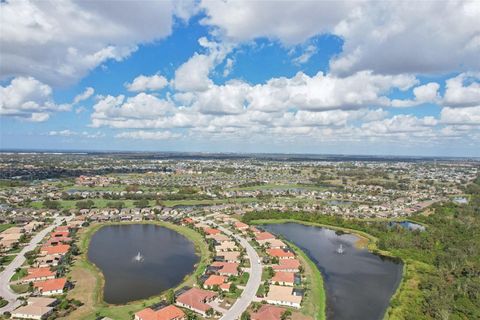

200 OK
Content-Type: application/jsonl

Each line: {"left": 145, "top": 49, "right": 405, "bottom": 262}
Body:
{"left": 1, "top": 148, "right": 479, "bottom": 160}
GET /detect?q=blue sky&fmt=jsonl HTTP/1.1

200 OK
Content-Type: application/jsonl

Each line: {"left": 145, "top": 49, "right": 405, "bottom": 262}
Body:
{"left": 1, "top": 1, "right": 479, "bottom": 156}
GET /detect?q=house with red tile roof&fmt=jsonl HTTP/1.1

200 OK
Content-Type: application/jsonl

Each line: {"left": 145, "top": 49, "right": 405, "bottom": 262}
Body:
{"left": 203, "top": 275, "right": 230, "bottom": 291}
{"left": 34, "top": 278, "right": 67, "bottom": 296}
{"left": 54, "top": 226, "right": 70, "bottom": 233}
{"left": 251, "top": 304, "right": 287, "bottom": 320}
{"left": 45, "top": 237, "right": 72, "bottom": 246}
{"left": 21, "top": 267, "right": 56, "bottom": 283}
{"left": 176, "top": 287, "right": 217, "bottom": 316}
{"left": 51, "top": 231, "right": 69, "bottom": 238}
{"left": 249, "top": 226, "right": 261, "bottom": 234}
{"left": 134, "top": 305, "right": 185, "bottom": 320}
{"left": 182, "top": 217, "right": 194, "bottom": 225}
{"left": 234, "top": 221, "right": 249, "bottom": 230}
{"left": 211, "top": 261, "right": 240, "bottom": 276}
{"left": 266, "top": 249, "right": 295, "bottom": 259}
{"left": 203, "top": 228, "right": 221, "bottom": 236}
{"left": 272, "top": 259, "right": 301, "bottom": 272}
{"left": 271, "top": 271, "right": 296, "bottom": 286}
{"left": 40, "top": 244, "right": 70, "bottom": 256}
{"left": 255, "top": 232, "right": 276, "bottom": 244}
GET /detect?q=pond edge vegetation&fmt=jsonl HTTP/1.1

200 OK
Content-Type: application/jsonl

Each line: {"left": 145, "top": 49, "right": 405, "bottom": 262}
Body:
{"left": 68, "top": 221, "right": 210, "bottom": 320}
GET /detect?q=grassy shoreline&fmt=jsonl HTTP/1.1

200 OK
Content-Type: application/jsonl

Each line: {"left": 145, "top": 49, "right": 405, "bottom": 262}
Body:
{"left": 64, "top": 221, "right": 210, "bottom": 320}
{"left": 249, "top": 218, "right": 410, "bottom": 320}
{"left": 284, "top": 240, "right": 326, "bottom": 320}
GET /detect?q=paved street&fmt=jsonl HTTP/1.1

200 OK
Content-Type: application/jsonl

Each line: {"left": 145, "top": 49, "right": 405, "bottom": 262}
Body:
{"left": 214, "top": 223, "right": 262, "bottom": 320}
{"left": 0, "top": 216, "right": 69, "bottom": 313}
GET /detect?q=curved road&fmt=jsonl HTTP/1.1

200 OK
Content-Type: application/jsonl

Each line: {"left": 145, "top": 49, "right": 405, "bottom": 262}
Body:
{"left": 0, "top": 216, "right": 68, "bottom": 313}
{"left": 213, "top": 223, "right": 262, "bottom": 320}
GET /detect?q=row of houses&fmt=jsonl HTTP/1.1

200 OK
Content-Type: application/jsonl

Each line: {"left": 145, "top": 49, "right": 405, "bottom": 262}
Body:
{"left": 134, "top": 285, "right": 219, "bottom": 320}
{"left": 0, "top": 221, "right": 44, "bottom": 252}
{"left": 250, "top": 227, "right": 303, "bottom": 309}
{"left": 194, "top": 220, "right": 243, "bottom": 311}
{"left": 11, "top": 224, "right": 78, "bottom": 319}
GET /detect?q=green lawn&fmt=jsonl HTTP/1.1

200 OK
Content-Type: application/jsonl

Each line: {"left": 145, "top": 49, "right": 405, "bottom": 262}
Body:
{"left": 0, "top": 298, "right": 7, "bottom": 308}
{"left": 10, "top": 283, "right": 30, "bottom": 294}
{"left": 10, "top": 268, "right": 28, "bottom": 282}
{"left": 0, "top": 224, "right": 14, "bottom": 233}
{"left": 0, "top": 254, "right": 16, "bottom": 267}
{"left": 286, "top": 241, "right": 326, "bottom": 320}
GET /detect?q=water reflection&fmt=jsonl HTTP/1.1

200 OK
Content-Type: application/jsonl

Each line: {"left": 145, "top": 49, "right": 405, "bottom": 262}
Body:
{"left": 88, "top": 224, "right": 198, "bottom": 304}
{"left": 262, "top": 222, "right": 403, "bottom": 320}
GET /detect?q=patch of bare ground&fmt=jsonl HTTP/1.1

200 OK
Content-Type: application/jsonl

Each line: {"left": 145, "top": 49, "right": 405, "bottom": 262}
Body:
{"left": 59, "top": 261, "right": 97, "bottom": 320}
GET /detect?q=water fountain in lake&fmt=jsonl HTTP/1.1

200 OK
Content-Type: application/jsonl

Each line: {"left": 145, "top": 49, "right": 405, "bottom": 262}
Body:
{"left": 336, "top": 244, "right": 345, "bottom": 254}
{"left": 133, "top": 251, "right": 144, "bottom": 262}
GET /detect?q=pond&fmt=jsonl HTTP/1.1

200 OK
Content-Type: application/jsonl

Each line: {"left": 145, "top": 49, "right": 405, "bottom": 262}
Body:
{"left": 262, "top": 223, "right": 403, "bottom": 320}
{"left": 388, "top": 221, "right": 426, "bottom": 231}
{"left": 88, "top": 224, "right": 198, "bottom": 304}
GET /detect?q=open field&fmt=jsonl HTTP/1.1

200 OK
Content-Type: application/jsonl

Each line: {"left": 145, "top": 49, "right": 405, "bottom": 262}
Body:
{"left": 62, "top": 221, "right": 210, "bottom": 320}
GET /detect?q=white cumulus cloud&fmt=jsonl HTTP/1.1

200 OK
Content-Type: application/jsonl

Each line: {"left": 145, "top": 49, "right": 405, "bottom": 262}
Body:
{"left": 73, "top": 87, "right": 95, "bottom": 104}
{"left": 199, "top": 1, "right": 480, "bottom": 75}
{"left": 0, "top": 0, "right": 176, "bottom": 86}
{"left": 443, "top": 73, "right": 480, "bottom": 108}
{"left": 125, "top": 74, "right": 168, "bottom": 92}
{"left": 0, "top": 76, "right": 71, "bottom": 121}
{"left": 115, "top": 130, "right": 181, "bottom": 140}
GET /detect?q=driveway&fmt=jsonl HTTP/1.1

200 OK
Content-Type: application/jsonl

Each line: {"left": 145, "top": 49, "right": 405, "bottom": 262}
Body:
{"left": 0, "top": 216, "right": 70, "bottom": 313}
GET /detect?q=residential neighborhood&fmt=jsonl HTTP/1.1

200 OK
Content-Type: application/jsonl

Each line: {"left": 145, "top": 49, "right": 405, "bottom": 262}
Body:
{"left": 0, "top": 153, "right": 478, "bottom": 319}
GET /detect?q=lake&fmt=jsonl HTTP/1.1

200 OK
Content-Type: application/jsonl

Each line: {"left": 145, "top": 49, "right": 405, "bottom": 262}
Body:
{"left": 88, "top": 224, "right": 198, "bottom": 304}
{"left": 262, "top": 222, "right": 403, "bottom": 320}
